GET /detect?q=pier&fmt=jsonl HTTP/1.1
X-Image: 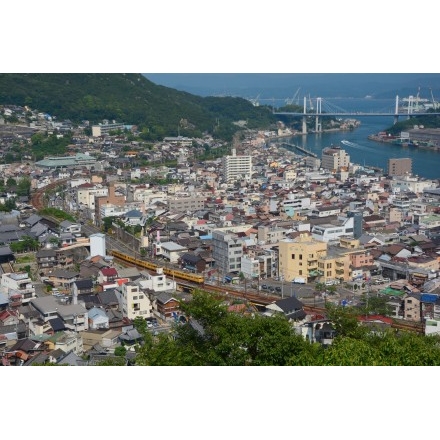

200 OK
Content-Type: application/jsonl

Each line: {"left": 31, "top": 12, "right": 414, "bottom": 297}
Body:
{"left": 282, "top": 142, "right": 317, "bottom": 158}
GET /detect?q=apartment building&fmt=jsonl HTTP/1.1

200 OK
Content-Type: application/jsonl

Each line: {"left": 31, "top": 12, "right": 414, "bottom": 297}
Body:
{"left": 1, "top": 272, "right": 36, "bottom": 306}
{"left": 222, "top": 149, "right": 252, "bottom": 182}
{"left": 321, "top": 147, "right": 350, "bottom": 172}
{"left": 387, "top": 158, "right": 412, "bottom": 176}
{"left": 212, "top": 230, "right": 244, "bottom": 275}
{"left": 278, "top": 234, "right": 327, "bottom": 282}
{"left": 117, "top": 282, "right": 152, "bottom": 320}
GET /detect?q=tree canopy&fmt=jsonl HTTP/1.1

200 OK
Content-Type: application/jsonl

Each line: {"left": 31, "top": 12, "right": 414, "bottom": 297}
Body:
{"left": 131, "top": 291, "right": 440, "bottom": 366}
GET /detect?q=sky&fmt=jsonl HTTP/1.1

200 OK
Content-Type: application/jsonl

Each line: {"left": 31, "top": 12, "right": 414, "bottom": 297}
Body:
{"left": 4, "top": 2, "right": 439, "bottom": 438}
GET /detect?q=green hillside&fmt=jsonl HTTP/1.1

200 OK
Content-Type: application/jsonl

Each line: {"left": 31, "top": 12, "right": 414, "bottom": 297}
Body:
{"left": 0, "top": 73, "right": 276, "bottom": 140}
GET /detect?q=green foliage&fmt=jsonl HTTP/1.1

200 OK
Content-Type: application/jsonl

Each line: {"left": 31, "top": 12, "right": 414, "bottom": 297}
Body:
{"left": 96, "top": 357, "right": 127, "bottom": 366}
{"left": 9, "top": 235, "right": 40, "bottom": 253}
{"left": 385, "top": 111, "right": 440, "bottom": 135}
{"left": 31, "top": 132, "right": 72, "bottom": 160}
{"left": 38, "top": 207, "right": 76, "bottom": 222}
{"left": 114, "top": 346, "right": 127, "bottom": 357}
{"left": 358, "top": 293, "right": 393, "bottom": 316}
{"left": 0, "top": 73, "right": 278, "bottom": 141}
{"left": 0, "top": 198, "right": 17, "bottom": 212}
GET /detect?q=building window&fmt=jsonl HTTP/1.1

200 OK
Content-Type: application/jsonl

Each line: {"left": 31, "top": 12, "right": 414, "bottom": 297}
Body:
{"left": 291, "top": 254, "right": 295, "bottom": 259}
{"left": 299, "top": 255, "right": 303, "bottom": 260}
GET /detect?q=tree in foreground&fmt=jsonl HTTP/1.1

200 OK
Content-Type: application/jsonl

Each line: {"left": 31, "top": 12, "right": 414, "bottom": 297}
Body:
{"left": 130, "top": 291, "right": 440, "bottom": 366}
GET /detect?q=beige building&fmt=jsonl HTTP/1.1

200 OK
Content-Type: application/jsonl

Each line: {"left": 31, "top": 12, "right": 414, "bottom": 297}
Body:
{"left": 317, "top": 253, "right": 351, "bottom": 283}
{"left": 117, "top": 282, "right": 152, "bottom": 320}
{"left": 387, "top": 158, "right": 412, "bottom": 176}
{"left": 278, "top": 234, "right": 327, "bottom": 282}
{"left": 321, "top": 147, "right": 350, "bottom": 172}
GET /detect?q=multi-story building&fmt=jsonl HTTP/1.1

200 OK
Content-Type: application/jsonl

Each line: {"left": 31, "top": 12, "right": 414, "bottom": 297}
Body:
{"left": 1, "top": 272, "right": 36, "bottom": 306}
{"left": 311, "top": 214, "right": 358, "bottom": 243}
{"left": 240, "top": 255, "right": 260, "bottom": 279}
{"left": 92, "top": 122, "right": 125, "bottom": 137}
{"left": 117, "top": 281, "right": 152, "bottom": 320}
{"left": 317, "top": 253, "right": 351, "bottom": 283}
{"left": 387, "top": 158, "right": 412, "bottom": 176}
{"left": 212, "top": 230, "right": 244, "bottom": 275}
{"left": 278, "top": 234, "right": 327, "bottom": 282}
{"left": 222, "top": 149, "right": 252, "bottom": 182}
{"left": 168, "top": 195, "right": 206, "bottom": 212}
{"left": 321, "top": 147, "right": 350, "bottom": 172}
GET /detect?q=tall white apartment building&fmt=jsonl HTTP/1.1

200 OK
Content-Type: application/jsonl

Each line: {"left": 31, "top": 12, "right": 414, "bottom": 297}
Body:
{"left": 222, "top": 149, "right": 252, "bottom": 182}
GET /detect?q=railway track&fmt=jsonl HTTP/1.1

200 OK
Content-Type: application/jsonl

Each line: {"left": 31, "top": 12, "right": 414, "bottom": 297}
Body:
{"left": 30, "top": 178, "right": 70, "bottom": 211}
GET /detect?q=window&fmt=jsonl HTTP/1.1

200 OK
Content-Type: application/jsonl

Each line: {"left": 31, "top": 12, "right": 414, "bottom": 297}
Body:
{"left": 299, "top": 254, "right": 303, "bottom": 260}
{"left": 291, "top": 254, "right": 295, "bottom": 259}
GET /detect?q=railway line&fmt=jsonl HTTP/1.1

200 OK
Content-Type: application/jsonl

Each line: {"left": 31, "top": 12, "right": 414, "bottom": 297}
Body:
{"left": 30, "top": 178, "right": 71, "bottom": 211}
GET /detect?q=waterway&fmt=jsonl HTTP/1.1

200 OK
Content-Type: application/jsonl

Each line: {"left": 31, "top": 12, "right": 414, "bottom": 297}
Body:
{"left": 272, "top": 98, "right": 440, "bottom": 180}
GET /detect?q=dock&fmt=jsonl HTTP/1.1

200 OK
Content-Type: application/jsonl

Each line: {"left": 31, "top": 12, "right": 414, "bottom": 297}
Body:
{"left": 281, "top": 143, "right": 317, "bottom": 158}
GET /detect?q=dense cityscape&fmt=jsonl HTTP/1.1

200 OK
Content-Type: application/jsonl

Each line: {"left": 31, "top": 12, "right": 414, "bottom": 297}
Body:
{"left": 2, "top": 76, "right": 440, "bottom": 366}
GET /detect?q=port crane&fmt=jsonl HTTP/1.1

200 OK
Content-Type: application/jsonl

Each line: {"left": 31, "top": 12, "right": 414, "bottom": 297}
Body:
{"left": 430, "top": 87, "right": 438, "bottom": 110}
{"left": 285, "top": 87, "right": 301, "bottom": 105}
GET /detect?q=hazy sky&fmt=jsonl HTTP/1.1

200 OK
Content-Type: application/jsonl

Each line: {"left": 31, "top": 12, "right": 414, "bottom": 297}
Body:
{"left": 143, "top": 73, "right": 440, "bottom": 100}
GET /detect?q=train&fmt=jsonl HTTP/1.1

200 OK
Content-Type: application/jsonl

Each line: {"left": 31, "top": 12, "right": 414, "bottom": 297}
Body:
{"left": 110, "top": 250, "right": 205, "bottom": 284}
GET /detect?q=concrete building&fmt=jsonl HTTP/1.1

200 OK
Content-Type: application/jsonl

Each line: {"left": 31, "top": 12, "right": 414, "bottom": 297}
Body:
{"left": 278, "top": 234, "right": 327, "bottom": 282}
{"left": 168, "top": 195, "right": 206, "bottom": 213}
{"left": 1, "top": 272, "right": 36, "bottom": 306}
{"left": 311, "top": 214, "right": 358, "bottom": 243}
{"left": 92, "top": 122, "right": 125, "bottom": 137}
{"left": 117, "top": 282, "right": 152, "bottom": 320}
{"left": 321, "top": 147, "right": 350, "bottom": 172}
{"left": 212, "top": 229, "right": 244, "bottom": 275}
{"left": 89, "top": 233, "right": 106, "bottom": 258}
{"left": 222, "top": 149, "right": 252, "bottom": 182}
{"left": 387, "top": 158, "right": 412, "bottom": 176}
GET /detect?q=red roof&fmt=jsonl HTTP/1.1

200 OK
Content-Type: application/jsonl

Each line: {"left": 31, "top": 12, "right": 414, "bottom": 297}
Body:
{"left": 101, "top": 267, "right": 118, "bottom": 276}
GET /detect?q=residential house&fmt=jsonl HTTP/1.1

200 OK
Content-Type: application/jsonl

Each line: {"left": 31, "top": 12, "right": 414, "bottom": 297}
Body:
{"left": 47, "top": 269, "right": 79, "bottom": 290}
{"left": 264, "top": 296, "right": 306, "bottom": 322}
{"left": 87, "top": 307, "right": 110, "bottom": 329}
{"left": 72, "top": 279, "right": 95, "bottom": 297}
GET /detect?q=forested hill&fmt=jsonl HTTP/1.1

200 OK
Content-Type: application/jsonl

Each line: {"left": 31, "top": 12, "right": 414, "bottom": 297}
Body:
{"left": 0, "top": 73, "right": 276, "bottom": 140}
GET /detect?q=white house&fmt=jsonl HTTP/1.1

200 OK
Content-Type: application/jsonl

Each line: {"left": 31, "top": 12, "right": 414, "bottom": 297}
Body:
{"left": 88, "top": 307, "right": 110, "bottom": 330}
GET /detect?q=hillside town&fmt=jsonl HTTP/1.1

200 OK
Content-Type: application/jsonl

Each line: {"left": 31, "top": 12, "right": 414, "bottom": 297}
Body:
{"left": 2, "top": 104, "right": 440, "bottom": 365}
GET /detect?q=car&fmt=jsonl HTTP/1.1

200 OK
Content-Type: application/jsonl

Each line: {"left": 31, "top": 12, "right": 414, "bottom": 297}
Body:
{"left": 268, "top": 286, "right": 275, "bottom": 292}
{"left": 261, "top": 284, "right": 268, "bottom": 290}
{"left": 146, "top": 322, "right": 153, "bottom": 328}
{"left": 275, "top": 286, "right": 282, "bottom": 292}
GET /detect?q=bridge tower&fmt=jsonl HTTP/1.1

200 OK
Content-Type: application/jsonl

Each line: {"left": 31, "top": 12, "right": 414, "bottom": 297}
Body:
{"left": 394, "top": 95, "right": 400, "bottom": 125}
{"left": 315, "top": 97, "right": 322, "bottom": 132}
{"left": 302, "top": 96, "right": 307, "bottom": 134}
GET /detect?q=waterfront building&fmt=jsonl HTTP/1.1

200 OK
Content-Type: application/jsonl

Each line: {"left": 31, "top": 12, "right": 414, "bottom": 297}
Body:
{"left": 387, "top": 158, "right": 412, "bottom": 176}
{"left": 321, "top": 147, "right": 350, "bottom": 172}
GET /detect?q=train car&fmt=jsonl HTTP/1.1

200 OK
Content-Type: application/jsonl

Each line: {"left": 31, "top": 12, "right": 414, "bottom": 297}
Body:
{"left": 110, "top": 250, "right": 204, "bottom": 284}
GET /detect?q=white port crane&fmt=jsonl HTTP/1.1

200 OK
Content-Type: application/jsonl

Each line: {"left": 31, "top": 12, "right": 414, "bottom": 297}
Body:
{"left": 285, "top": 87, "right": 301, "bottom": 105}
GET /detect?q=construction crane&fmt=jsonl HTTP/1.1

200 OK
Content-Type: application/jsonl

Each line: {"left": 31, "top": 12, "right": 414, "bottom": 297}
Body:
{"left": 249, "top": 94, "right": 260, "bottom": 107}
{"left": 415, "top": 86, "right": 420, "bottom": 112}
{"left": 430, "top": 87, "right": 438, "bottom": 110}
{"left": 285, "top": 87, "right": 301, "bottom": 105}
